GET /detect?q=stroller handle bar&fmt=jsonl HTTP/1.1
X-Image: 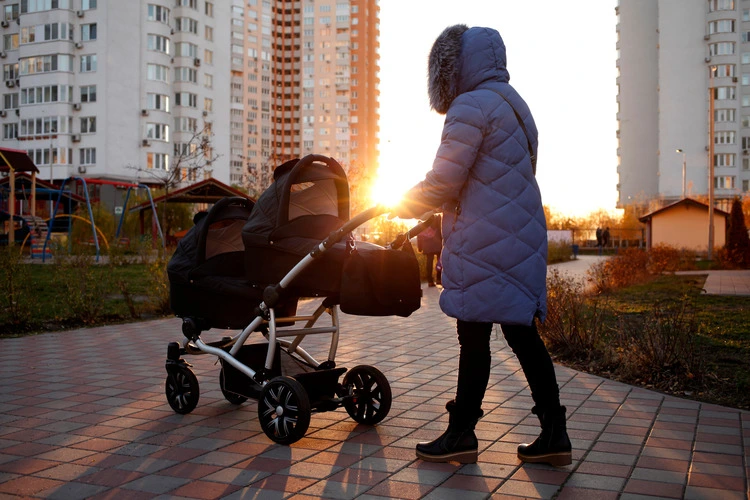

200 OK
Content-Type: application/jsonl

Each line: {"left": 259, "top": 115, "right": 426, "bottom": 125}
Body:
{"left": 319, "top": 204, "right": 389, "bottom": 250}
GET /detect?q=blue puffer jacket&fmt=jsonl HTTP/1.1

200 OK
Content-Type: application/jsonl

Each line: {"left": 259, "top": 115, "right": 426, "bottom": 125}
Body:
{"left": 400, "top": 25, "right": 547, "bottom": 325}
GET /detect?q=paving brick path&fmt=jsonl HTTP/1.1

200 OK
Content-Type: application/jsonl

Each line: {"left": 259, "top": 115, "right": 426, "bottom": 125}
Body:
{"left": 0, "top": 286, "right": 748, "bottom": 499}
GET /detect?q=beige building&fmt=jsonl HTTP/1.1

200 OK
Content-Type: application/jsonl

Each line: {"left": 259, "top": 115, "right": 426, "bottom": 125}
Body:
{"left": 638, "top": 198, "right": 729, "bottom": 251}
{"left": 231, "top": 0, "right": 380, "bottom": 197}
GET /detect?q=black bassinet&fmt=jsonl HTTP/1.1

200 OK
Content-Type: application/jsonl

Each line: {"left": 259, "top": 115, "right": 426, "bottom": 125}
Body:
{"left": 168, "top": 197, "right": 272, "bottom": 329}
{"left": 242, "top": 155, "right": 355, "bottom": 297}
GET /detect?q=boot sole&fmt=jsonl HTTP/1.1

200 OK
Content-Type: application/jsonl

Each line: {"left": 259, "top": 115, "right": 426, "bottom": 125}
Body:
{"left": 517, "top": 450, "right": 572, "bottom": 467}
{"left": 416, "top": 449, "right": 478, "bottom": 464}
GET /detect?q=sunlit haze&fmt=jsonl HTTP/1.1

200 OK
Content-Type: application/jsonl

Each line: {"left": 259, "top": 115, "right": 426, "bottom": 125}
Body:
{"left": 374, "top": 0, "right": 619, "bottom": 218}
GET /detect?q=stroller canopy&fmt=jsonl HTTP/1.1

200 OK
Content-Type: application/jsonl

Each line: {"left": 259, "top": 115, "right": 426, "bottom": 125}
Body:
{"left": 243, "top": 155, "right": 350, "bottom": 250}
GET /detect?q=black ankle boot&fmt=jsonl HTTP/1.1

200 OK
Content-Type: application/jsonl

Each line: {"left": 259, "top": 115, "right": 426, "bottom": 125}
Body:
{"left": 415, "top": 400, "right": 482, "bottom": 463}
{"left": 517, "top": 406, "right": 572, "bottom": 466}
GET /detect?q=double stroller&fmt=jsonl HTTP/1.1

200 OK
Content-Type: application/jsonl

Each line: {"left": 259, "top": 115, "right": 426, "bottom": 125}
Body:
{"left": 165, "top": 155, "right": 426, "bottom": 444}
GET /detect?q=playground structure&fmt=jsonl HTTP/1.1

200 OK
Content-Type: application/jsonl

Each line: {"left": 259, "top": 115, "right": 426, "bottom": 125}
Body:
{"left": 43, "top": 177, "right": 164, "bottom": 262}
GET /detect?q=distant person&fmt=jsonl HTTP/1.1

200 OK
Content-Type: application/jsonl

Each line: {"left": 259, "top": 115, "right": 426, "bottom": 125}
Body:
{"left": 602, "top": 227, "right": 610, "bottom": 250}
{"left": 417, "top": 214, "right": 442, "bottom": 287}
{"left": 596, "top": 227, "right": 603, "bottom": 255}
{"left": 391, "top": 24, "right": 571, "bottom": 467}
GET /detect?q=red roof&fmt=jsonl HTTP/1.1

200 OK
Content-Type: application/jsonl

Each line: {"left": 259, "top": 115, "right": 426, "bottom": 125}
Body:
{"left": 0, "top": 148, "right": 39, "bottom": 173}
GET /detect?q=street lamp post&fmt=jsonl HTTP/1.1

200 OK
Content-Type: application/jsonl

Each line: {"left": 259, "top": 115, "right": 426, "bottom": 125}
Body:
{"left": 676, "top": 148, "right": 686, "bottom": 198}
{"left": 708, "top": 67, "right": 716, "bottom": 261}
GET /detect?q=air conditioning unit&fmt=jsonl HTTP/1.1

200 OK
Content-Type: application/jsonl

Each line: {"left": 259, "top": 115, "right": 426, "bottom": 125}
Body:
{"left": 0, "top": 20, "right": 9, "bottom": 28}
{"left": 705, "top": 57, "right": 712, "bottom": 63}
{"left": 141, "top": 109, "right": 149, "bottom": 116}
{"left": 0, "top": 110, "right": 5, "bottom": 117}
{"left": 76, "top": 10, "right": 84, "bottom": 17}
{"left": 171, "top": 28, "right": 175, "bottom": 35}
{"left": 733, "top": 77, "right": 738, "bottom": 83}
{"left": 0, "top": 51, "right": 6, "bottom": 58}
{"left": 71, "top": 134, "right": 81, "bottom": 142}
{"left": 75, "top": 42, "right": 83, "bottom": 49}
{"left": 5, "top": 80, "right": 14, "bottom": 88}
{"left": 704, "top": 34, "right": 711, "bottom": 40}
{"left": 72, "top": 103, "right": 81, "bottom": 110}
{"left": 142, "top": 139, "right": 150, "bottom": 147}
{"left": 193, "top": 58, "right": 201, "bottom": 66}
{"left": 77, "top": 166, "right": 86, "bottom": 174}
{"left": 744, "top": 149, "right": 748, "bottom": 155}
{"left": 202, "top": 110, "right": 208, "bottom": 116}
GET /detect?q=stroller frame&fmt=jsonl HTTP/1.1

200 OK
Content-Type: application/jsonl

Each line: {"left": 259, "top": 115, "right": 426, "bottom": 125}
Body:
{"left": 165, "top": 203, "right": 423, "bottom": 444}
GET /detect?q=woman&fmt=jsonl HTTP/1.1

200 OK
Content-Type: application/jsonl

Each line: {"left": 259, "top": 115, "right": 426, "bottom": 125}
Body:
{"left": 392, "top": 25, "right": 571, "bottom": 467}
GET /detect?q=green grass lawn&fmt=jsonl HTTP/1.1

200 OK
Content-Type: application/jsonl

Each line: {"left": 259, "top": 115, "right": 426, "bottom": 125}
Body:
{"left": 601, "top": 274, "right": 750, "bottom": 409}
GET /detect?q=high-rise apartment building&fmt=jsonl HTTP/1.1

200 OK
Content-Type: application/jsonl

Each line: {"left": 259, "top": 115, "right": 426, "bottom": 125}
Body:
{"left": 1, "top": 0, "right": 380, "bottom": 203}
{"left": 0, "top": 0, "right": 231, "bottom": 192}
{"left": 616, "top": 0, "right": 750, "bottom": 208}
{"left": 232, "top": 0, "right": 380, "bottom": 196}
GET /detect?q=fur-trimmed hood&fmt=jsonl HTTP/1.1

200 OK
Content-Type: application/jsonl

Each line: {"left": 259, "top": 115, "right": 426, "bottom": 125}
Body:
{"left": 428, "top": 25, "right": 510, "bottom": 114}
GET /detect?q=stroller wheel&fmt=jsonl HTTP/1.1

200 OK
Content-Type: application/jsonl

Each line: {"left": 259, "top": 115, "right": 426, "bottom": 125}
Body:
{"left": 342, "top": 365, "right": 392, "bottom": 425}
{"left": 219, "top": 368, "right": 248, "bottom": 405}
{"left": 165, "top": 365, "right": 200, "bottom": 414}
{"left": 259, "top": 376, "right": 311, "bottom": 444}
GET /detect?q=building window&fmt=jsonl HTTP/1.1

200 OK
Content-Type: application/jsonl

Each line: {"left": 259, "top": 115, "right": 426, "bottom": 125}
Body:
{"left": 743, "top": 179, "right": 749, "bottom": 191}
{"left": 21, "top": 0, "right": 72, "bottom": 14}
{"left": 3, "top": 123, "right": 18, "bottom": 140}
{"left": 3, "top": 34, "right": 19, "bottom": 51}
{"left": 174, "top": 66, "right": 196, "bottom": 83}
{"left": 175, "top": 17, "right": 198, "bottom": 34}
{"left": 147, "top": 152, "right": 169, "bottom": 170}
{"left": 204, "top": 25, "right": 213, "bottom": 41}
{"left": 708, "top": 0, "right": 734, "bottom": 12}
{"left": 147, "top": 63, "right": 169, "bottom": 82}
{"left": 203, "top": 97, "right": 212, "bottom": 112}
{"left": 82, "top": 0, "right": 97, "bottom": 10}
{"left": 174, "top": 42, "right": 198, "bottom": 58}
{"left": 715, "top": 131, "right": 736, "bottom": 144}
{"left": 80, "top": 54, "right": 97, "bottom": 72}
{"left": 80, "top": 116, "right": 96, "bottom": 133}
{"left": 20, "top": 23, "right": 74, "bottom": 44}
{"left": 174, "top": 116, "right": 197, "bottom": 132}
{"left": 715, "top": 64, "right": 735, "bottom": 78}
{"left": 204, "top": 49, "right": 213, "bottom": 65}
{"left": 81, "top": 23, "right": 97, "bottom": 41}
{"left": 4, "top": 4, "right": 20, "bottom": 21}
{"left": 3, "top": 92, "right": 19, "bottom": 109}
{"left": 147, "top": 4, "right": 169, "bottom": 23}
{"left": 80, "top": 147, "right": 96, "bottom": 165}
{"left": 204, "top": 73, "right": 212, "bottom": 88}
{"left": 710, "top": 42, "right": 735, "bottom": 56}
{"left": 205, "top": 2, "right": 213, "bottom": 17}
{"left": 146, "top": 93, "right": 169, "bottom": 111}
{"left": 714, "top": 153, "right": 735, "bottom": 167}
{"left": 709, "top": 20, "right": 735, "bottom": 34}
{"left": 19, "top": 54, "right": 73, "bottom": 75}
{"left": 714, "top": 175, "right": 736, "bottom": 189}
{"left": 80, "top": 84, "right": 96, "bottom": 102}
{"left": 175, "top": 92, "right": 197, "bottom": 108}
{"left": 715, "top": 108, "right": 736, "bottom": 122}
{"left": 147, "top": 34, "right": 170, "bottom": 54}
{"left": 146, "top": 122, "right": 169, "bottom": 141}
{"left": 714, "top": 86, "right": 736, "bottom": 100}
{"left": 175, "top": 0, "right": 196, "bottom": 9}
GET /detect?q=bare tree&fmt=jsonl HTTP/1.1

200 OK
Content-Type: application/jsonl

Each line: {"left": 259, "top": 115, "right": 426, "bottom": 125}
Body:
{"left": 128, "top": 121, "right": 219, "bottom": 237}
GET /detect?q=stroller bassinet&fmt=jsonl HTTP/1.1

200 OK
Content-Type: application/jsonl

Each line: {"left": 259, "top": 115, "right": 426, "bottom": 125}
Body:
{"left": 242, "top": 155, "right": 358, "bottom": 297}
{"left": 168, "top": 197, "right": 295, "bottom": 330}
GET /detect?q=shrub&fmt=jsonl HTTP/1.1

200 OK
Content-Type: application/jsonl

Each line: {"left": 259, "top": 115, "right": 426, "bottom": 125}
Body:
{"left": 146, "top": 251, "right": 171, "bottom": 315}
{"left": 588, "top": 247, "right": 650, "bottom": 293}
{"left": 724, "top": 198, "right": 750, "bottom": 269}
{"left": 613, "top": 297, "right": 704, "bottom": 384}
{"left": 538, "top": 269, "right": 608, "bottom": 359}
{"left": 548, "top": 240, "right": 574, "bottom": 264}
{"left": 52, "top": 254, "right": 112, "bottom": 324}
{"left": 647, "top": 244, "right": 697, "bottom": 274}
{"left": 0, "top": 247, "right": 36, "bottom": 327}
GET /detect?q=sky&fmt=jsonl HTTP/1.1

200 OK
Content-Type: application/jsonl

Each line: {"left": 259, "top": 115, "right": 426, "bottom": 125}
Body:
{"left": 374, "top": 0, "right": 620, "bottom": 218}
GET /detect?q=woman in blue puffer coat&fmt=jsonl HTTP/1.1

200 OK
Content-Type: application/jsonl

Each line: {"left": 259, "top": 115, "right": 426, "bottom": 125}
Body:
{"left": 392, "top": 25, "right": 571, "bottom": 466}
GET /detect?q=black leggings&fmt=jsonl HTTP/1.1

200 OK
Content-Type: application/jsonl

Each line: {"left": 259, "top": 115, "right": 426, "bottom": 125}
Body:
{"left": 455, "top": 320, "right": 561, "bottom": 417}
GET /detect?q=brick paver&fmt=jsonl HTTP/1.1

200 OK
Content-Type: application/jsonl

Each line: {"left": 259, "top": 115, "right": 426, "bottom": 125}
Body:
{"left": 0, "top": 279, "right": 748, "bottom": 499}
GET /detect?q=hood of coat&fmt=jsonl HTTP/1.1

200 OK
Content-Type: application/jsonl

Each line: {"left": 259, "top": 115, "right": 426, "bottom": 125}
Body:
{"left": 428, "top": 25, "right": 510, "bottom": 114}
